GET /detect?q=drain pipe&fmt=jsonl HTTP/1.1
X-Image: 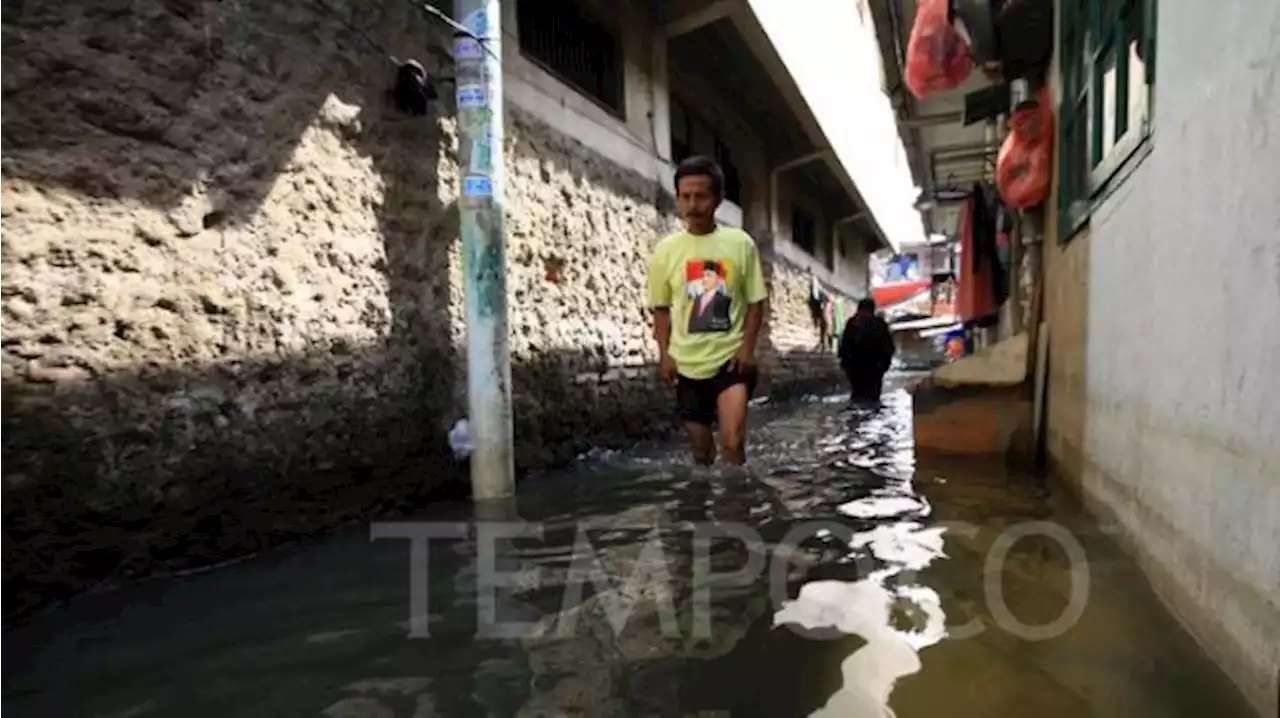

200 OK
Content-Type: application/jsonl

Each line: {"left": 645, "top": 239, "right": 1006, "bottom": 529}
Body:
{"left": 769, "top": 150, "right": 831, "bottom": 240}
{"left": 832, "top": 212, "right": 867, "bottom": 233}
{"left": 832, "top": 212, "right": 867, "bottom": 261}
{"left": 833, "top": 212, "right": 869, "bottom": 296}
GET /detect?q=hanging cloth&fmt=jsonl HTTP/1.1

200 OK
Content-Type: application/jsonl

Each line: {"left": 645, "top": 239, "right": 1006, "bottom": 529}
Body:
{"left": 971, "top": 184, "right": 1007, "bottom": 313}
{"left": 823, "top": 296, "right": 837, "bottom": 350}
{"left": 988, "top": 191, "right": 1011, "bottom": 307}
{"left": 956, "top": 190, "right": 998, "bottom": 323}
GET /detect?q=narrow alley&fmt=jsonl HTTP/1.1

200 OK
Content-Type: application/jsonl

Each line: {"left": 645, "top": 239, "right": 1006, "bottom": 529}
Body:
{"left": 2, "top": 382, "right": 1253, "bottom": 717}
{"left": 3, "top": 0, "right": 1278, "bottom": 714}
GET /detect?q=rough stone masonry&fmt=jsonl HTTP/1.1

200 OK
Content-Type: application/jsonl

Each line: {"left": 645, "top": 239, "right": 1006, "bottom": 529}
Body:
{"left": 0, "top": 0, "right": 848, "bottom": 619}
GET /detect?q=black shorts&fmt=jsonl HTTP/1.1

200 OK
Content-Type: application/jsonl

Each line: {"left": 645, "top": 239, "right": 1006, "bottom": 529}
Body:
{"left": 675, "top": 362, "right": 758, "bottom": 426}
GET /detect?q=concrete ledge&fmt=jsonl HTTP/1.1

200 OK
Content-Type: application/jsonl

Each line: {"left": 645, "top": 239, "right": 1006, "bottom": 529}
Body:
{"left": 910, "top": 381, "right": 1034, "bottom": 462}
{"left": 930, "top": 332, "right": 1029, "bottom": 388}
{"left": 908, "top": 333, "right": 1034, "bottom": 461}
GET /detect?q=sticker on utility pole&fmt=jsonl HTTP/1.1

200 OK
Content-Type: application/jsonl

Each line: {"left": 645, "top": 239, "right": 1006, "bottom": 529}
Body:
{"left": 463, "top": 176, "right": 493, "bottom": 197}
{"left": 458, "top": 107, "right": 492, "bottom": 134}
{"left": 454, "top": 37, "right": 484, "bottom": 61}
{"left": 462, "top": 8, "right": 489, "bottom": 37}
{"left": 469, "top": 139, "right": 493, "bottom": 175}
{"left": 457, "top": 84, "right": 486, "bottom": 108}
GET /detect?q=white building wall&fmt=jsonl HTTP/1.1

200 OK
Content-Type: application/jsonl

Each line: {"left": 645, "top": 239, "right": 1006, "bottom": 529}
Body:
{"left": 1046, "top": 1, "right": 1280, "bottom": 713}
{"left": 833, "top": 227, "right": 871, "bottom": 297}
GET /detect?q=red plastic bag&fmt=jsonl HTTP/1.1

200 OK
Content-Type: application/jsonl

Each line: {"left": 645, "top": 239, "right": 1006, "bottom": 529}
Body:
{"left": 905, "top": 0, "right": 975, "bottom": 98}
{"left": 996, "top": 88, "right": 1056, "bottom": 209}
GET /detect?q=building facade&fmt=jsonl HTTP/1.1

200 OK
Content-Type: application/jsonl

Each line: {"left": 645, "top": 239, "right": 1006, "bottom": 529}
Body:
{"left": 868, "top": 0, "right": 1277, "bottom": 711}
{"left": 0, "top": 0, "right": 923, "bottom": 617}
{"left": 1040, "top": 1, "right": 1280, "bottom": 713}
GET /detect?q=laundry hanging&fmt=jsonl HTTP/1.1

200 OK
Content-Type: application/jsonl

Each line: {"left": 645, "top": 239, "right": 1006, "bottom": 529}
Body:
{"left": 955, "top": 185, "right": 1002, "bottom": 324}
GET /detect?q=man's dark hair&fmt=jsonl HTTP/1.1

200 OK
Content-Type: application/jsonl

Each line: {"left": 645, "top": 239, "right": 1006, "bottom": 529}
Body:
{"left": 674, "top": 155, "right": 725, "bottom": 198}
{"left": 857, "top": 297, "right": 876, "bottom": 313}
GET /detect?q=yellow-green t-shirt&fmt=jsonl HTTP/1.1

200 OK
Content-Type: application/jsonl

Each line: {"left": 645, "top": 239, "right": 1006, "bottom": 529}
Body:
{"left": 646, "top": 227, "right": 769, "bottom": 380}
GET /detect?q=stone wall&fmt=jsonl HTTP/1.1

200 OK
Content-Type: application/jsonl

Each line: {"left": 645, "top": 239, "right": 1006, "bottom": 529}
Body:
{"left": 757, "top": 256, "right": 847, "bottom": 396}
{"left": 0, "top": 0, "right": 844, "bottom": 620}
{"left": 2, "top": 0, "right": 466, "bottom": 620}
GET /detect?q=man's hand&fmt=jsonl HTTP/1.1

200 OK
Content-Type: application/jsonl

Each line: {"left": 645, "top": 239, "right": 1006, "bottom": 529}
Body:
{"left": 659, "top": 353, "right": 679, "bottom": 385}
{"left": 653, "top": 308, "right": 674, "bottom": 385}
{"left": 730, "top": 343, "right": 757, "bottom": 374}
{"left": 734, "top": 301, "right": 763, "bottom": 376}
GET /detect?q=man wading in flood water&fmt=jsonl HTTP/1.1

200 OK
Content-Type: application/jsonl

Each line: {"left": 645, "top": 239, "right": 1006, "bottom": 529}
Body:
{"left": 647, "top": 156, "right": 769, "bottom": 466}
{"left": 839, "top": 297, "right": 895, "bottom": 402}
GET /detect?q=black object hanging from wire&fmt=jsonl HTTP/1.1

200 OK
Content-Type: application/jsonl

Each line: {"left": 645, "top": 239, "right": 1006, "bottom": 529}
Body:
{"left": 390, "top": 59, "right": 437, "bottom": 116}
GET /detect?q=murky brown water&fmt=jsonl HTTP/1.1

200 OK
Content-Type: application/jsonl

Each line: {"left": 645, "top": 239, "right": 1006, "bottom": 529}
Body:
{"left": 2, "top": 380, "right": 1256, "bottom": 717}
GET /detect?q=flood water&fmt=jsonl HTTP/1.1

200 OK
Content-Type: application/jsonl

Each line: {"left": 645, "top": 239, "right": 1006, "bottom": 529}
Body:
{"left": 2, "top": 380, "right": 1256, "bottom": 717}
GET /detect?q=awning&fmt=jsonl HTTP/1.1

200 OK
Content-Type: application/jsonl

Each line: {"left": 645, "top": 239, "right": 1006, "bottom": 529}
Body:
{"left": 890, "top": 316, "right": 961, "bottom": 334}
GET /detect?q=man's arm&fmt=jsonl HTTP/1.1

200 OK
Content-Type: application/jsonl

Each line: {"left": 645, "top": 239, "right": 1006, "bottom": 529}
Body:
{"left": 742, "top": 301, "right": 764, "bottom": 355}
{"left": 646, "top": 241, "right": 677, "bottom": 381}
{"left": 653, "top": 307, "right": 672, "bottom": 357}
{"left": 741, "top": 235, "right": 769, "bottom": 358}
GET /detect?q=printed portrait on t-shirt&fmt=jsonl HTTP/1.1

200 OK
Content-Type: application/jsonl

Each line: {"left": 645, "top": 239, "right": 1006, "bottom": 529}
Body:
{"left": 685, "top": 258, "right": 733, "bottom": 333}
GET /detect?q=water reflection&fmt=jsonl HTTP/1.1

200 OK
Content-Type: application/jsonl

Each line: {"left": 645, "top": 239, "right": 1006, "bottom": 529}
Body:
{"left": 2, "top": 383, "right": 1258, "bottom": 718}
{"left": 768, "top": 391, "right": 950, "bottom": 717}
{"left": 774, "top": 579, "right": 925, "bottom": 718}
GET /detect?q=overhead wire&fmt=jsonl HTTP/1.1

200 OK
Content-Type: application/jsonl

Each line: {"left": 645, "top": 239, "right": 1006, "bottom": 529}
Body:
{"left": 311, "top": 0, "right": 681, "bottom": 215}
{"left": 310, "top": 0, "right": 501, "bottom": 66}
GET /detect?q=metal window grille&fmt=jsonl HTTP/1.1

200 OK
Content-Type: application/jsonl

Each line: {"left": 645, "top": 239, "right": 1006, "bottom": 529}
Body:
{"left": 516, "top": 0, "right": 624, "bottom": 117}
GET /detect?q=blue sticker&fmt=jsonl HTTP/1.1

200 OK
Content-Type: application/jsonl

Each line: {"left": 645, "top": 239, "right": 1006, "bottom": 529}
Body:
{"left": 457, "top": 84, "right": 486, "bottom": 108}
{"left": 454, "top": 37, "right": 484, "bottom": 61}
{"left": 463, "top": 176, "right": 493, "bottom": 197}
{"left": 462, "top": 8, "right": 488, "bottom": 37}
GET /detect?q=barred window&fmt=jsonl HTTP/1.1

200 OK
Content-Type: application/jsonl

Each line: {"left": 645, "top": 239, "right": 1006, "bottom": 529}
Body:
{"left": 670, "top": 98, "right": 742, "bottom": 205}
{"left": 516, "top": 0, "right": 624, "bottom": 117}
{"left": 1058, "top": 0, "right": 1156, "bottom": 242}
{"left": 792, "top": 208, "right": 817, "bottom": 255}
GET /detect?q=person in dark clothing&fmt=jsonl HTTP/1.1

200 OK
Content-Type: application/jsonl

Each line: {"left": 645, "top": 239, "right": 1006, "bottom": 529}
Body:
{"left": 839, "top": 298, "right": 896, "bottom": 401}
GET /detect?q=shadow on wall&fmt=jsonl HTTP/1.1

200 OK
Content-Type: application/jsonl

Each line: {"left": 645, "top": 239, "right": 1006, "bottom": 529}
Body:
{"left": 0, "top": 344, "right": 684, "bottom": 624}
{"left": 0, "top": 0, "right": 471, "bottom": 432}
{"left": 0, "top": 0, "right": 847, "bottom": 624}
{"left": 0, "top": 0, "right": 677, "bottom": 622}
{"left": 1, "top": 0, "right": 433, "bottom": 225}
{"left": 1, "top": 0, "right": 465, "bottom": 623}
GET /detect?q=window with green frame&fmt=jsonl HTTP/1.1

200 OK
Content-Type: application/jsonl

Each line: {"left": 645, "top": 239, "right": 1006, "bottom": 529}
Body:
{"left": 1058, "top": 0, "right": 1158, "bottom": 239}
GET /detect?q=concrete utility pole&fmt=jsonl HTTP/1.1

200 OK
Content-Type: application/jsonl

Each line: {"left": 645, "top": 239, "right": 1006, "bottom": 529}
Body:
{"left": 453, "top": 0, "right": 514, "bottom": 500}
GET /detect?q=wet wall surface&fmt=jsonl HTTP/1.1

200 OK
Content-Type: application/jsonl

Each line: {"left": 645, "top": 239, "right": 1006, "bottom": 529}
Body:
{"left": 2, "top": 380, "right": 1256, "bottom": 717}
